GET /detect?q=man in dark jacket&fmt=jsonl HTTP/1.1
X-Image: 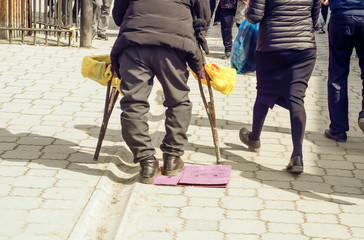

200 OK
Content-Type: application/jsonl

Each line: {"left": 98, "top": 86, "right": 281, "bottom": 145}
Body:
{"left": 323, "top": 0, "right": 364, "bottom": 142}
{"left": 110, "top": 0, "right": 210, "bottom": 184}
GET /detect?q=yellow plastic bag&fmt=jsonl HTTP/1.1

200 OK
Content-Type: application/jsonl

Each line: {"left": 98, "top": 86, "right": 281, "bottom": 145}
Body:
{"left": 191, "top": 63, "right": 237, "bottom": 95}
{"left": 81, "top": 55, "right": 121, "bottom": 89}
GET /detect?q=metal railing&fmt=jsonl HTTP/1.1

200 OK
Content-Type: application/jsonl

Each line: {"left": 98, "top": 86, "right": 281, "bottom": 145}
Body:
{"left": 0, "top": 0, "right": 80, "bottom": 46}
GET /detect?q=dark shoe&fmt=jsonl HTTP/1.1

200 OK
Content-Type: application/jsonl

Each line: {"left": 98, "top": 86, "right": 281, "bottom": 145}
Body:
{"left": 213, "top": 21, "right": 220, "bottom": 26}
{"left": 222, "top": 52, "right": 231, "bottom": 60}
{"left": 286, "top": 156, "right": 303, "bottom": 174}
{"left": 324, "top": 129, "right": 347, "bottom": 142}
{"left": 239, "top": 127, "right": 260, "bottom": 152}
{"left": 139, "top": 157, "right": 161, "bottom": 184}
{"left": 318, "top": 29, "right": 325, "bottom": 34}
{"left": 162, "top": 153, "right": 184, "bottom": 176}
{"left": 96, "top": 33, "right": 108, "bottom": 41}
{"left": 359, "top": 117, "right": 364, "bottom": 133}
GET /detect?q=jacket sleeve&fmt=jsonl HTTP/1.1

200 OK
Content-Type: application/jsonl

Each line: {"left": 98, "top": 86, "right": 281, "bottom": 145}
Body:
{"left": 192, "top": 0, "right": 211, "bottom": 30}
{"left": 245, "top": 0, "right": 265, "bottom": 24}
{"left": 112, "top": 0, "right": 129, "bottom": 27}
{"left": 311, "top": 0, "right": 321, "bottom": 28}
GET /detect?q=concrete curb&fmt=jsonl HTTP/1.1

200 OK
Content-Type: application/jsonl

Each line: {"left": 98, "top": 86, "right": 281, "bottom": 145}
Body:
{"left": 69, "top": 83, "right": 165, "bottom": 240}
{"left": 68, "top": 154, "right": 136, "bottom": 240}
{"left": 113, "top": 115, "right": 166, "bottom": 240}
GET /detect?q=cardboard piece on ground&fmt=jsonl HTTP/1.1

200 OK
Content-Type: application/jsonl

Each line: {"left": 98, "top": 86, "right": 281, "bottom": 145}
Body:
{"left": 152, "top": 167, "right": 183, "bottom": 186}
{"left": 179, "top": 165, "right": 231, "bottom": 186}
{"left": 153, "top": 165, "right": 231, "bottom": 188}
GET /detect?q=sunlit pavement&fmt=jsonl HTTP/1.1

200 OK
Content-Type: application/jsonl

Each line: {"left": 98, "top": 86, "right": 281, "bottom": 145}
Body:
{"left": 0, "top": 23, "right": 363, "bottom": 240}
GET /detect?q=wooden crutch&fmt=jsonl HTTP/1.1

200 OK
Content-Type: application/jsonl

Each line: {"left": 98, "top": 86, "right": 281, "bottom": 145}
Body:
{"left": 93, "top": 75, "right": 119, "bottom": 161}
{"left": 196, "top": 49, "right": 221, "bottom": 164}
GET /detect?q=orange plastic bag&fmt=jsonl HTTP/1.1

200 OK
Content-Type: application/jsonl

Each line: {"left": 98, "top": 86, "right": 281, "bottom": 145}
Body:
{"left": 191, "top": 63, "right": 237, "bottom": 95}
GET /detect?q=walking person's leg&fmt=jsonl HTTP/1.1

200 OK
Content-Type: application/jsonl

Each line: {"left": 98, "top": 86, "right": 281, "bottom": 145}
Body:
{"left": 318, "top": 4, "right": 329, "bottom": 33}
{"left": 326, "top": 15, "right": 355, "bottom": 141}
{"left": 92, "top": 0, "right": 102, "bottom": 38}
{"left": 321, "top": 4, "right": 328, "bottom": 23}
{"left": 97, "top": 0, "right": 113, "bottom": 40}
{"left": 72, "top": 0, "right": 81, "bottom": 23}
{"left": 286, "top": 48, "right": 315, "bottom": 174}
{"left": 354, "top": 16, "right": 364, "bottom": 132}
{"left": 210, "top": 0, "right": 216, "bottom": 19}
{"left": 239, "top": 51, "right": 269, "bottom": 152}
{"left": 250, "top": 102, "right": 269, "bottom": 141}
{"left": 239, "top": 101, "right": 267, "bottom": 152}
{"left": 213, "top": 3, "right": 221, "bottom": 24}
{"left": 290, "top": 111, "right": 306, "bottom": 159}
{"left": 284, "top": 110, "right": 306, "bottom": 174}
{"left": 220, "top": 8, "right": 236, "bottom": 59}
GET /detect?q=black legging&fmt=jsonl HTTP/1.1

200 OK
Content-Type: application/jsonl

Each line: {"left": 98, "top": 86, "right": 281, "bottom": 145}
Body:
{"left": 250, "top": 101, "right": 306, "bottom": 158}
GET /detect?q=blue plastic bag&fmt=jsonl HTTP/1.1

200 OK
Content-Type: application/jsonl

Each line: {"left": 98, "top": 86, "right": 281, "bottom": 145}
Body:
{"left": 231, "top": 19, "right": 259, "bottom": 74}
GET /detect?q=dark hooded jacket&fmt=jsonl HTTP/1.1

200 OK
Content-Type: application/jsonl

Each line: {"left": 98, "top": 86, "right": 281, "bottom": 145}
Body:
{"left": 110, "top": 0, "right": 211, "bottom": 75}
{"left": 245, "top": 0, "right": 321, "bottom": 52}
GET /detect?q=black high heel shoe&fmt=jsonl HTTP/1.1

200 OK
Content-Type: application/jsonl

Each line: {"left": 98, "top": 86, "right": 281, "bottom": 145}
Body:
{"left": 286, "top": 156, "right": 303, "bottom": 174}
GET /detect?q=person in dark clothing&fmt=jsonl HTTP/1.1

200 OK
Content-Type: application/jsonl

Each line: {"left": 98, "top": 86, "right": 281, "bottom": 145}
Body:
{"left": 72, "top": 0, "right": 81, "bottom": 23}
{"left": 93, "top": 0, "right": 114, "bottom": 40}
{"left": 110, "top": 0, "right": 210, "bottom": 184}
{"left": 219, "top": 0, "right": 238, "bottom": 59}
{"left": 210, "top": 0, "right": 217, "bottom": 18}
{"left": 319, "top": 3, "right": 329, "bottom": 33}
{"left": 239, "top": 0, "right": 321, "bottom": 174}
{"left": 323, "top": 0, "right": 364, "bottom": 142}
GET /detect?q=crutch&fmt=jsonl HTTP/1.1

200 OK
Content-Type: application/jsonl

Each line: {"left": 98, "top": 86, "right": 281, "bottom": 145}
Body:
{"left": 93, "top": 74, "right": 119, "bottom": 161}
{"left": 196, "top": 49, "right": 221, "bottom": 164}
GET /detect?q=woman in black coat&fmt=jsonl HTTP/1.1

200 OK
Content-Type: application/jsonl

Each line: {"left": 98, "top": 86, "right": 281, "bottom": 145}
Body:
{"left": 239, "top": 0, "right": 321, "bottom": 174}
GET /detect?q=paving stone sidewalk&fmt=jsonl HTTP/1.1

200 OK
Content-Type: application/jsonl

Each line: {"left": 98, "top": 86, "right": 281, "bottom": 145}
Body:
{"left": 114, "top": 26, "right": 364, "bottom": 240}
{"left": 0, "top": 30, "right": 152, "bottom": 239}
{"left": 0, "top": 22, "right": 364, "bottom": 240}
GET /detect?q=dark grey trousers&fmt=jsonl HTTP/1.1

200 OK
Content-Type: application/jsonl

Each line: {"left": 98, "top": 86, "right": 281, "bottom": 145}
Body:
{"left": 118, "top": 46, "right": 192, "bottom": 163}
{"left": 92, "top": 0, "right": 113, "bottom": 35}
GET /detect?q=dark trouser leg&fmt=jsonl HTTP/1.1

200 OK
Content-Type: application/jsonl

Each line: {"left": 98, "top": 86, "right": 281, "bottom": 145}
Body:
{"left": 214, "top": 5, "right": 221, "bottom": 23}
{"left": 153, "top": 50, "right": 192, "bottom": 157}
{"left": 118, "top": 46, "right": 191, "bottom": 162}
{"left": 92, "top": 0, "right": 102, "bottom": 34}
{"left": 321, "top": 4, "right": 328, "bottom": 23}
{"left": 354, "top": 16, "right": 364, "bottom": 118}
{"left": 290, "top": 110, "right": 306, "bottom": 158}
{"left": 72, "top": 0, "right": 81, "bottom": 21}
{"left": 118, "top": 48, "right": 156, "bottom": 163}
{"left": 220, "top": 8, "right": 236, "bottom": 53}
{"left": 250, "top": 101, "right": 269, "bottom": 141}
{"left": 359, "top": 53, "right": 364, "bottom": 118}
{"left": 360, "top": 48, "right": 364, "bottom": 118}
{"left": 210, "top": 0, "right": 216, "bottom": 19}
{"left": 98, "top": 0, "right": 113, "bottom": 35}
{"left": 328, "top": 15, "right": 355, "bottom": 134}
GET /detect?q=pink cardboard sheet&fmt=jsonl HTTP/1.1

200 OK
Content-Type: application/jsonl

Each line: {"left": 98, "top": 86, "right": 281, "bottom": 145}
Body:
{"left": 152, "top": 168, "right": 184, "bottom": 186}
{"left": 153, "top": 165, "right": 231, "bottom": 188}
{"left": 179, "top": 165, "right": 232, "bottom": 185}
